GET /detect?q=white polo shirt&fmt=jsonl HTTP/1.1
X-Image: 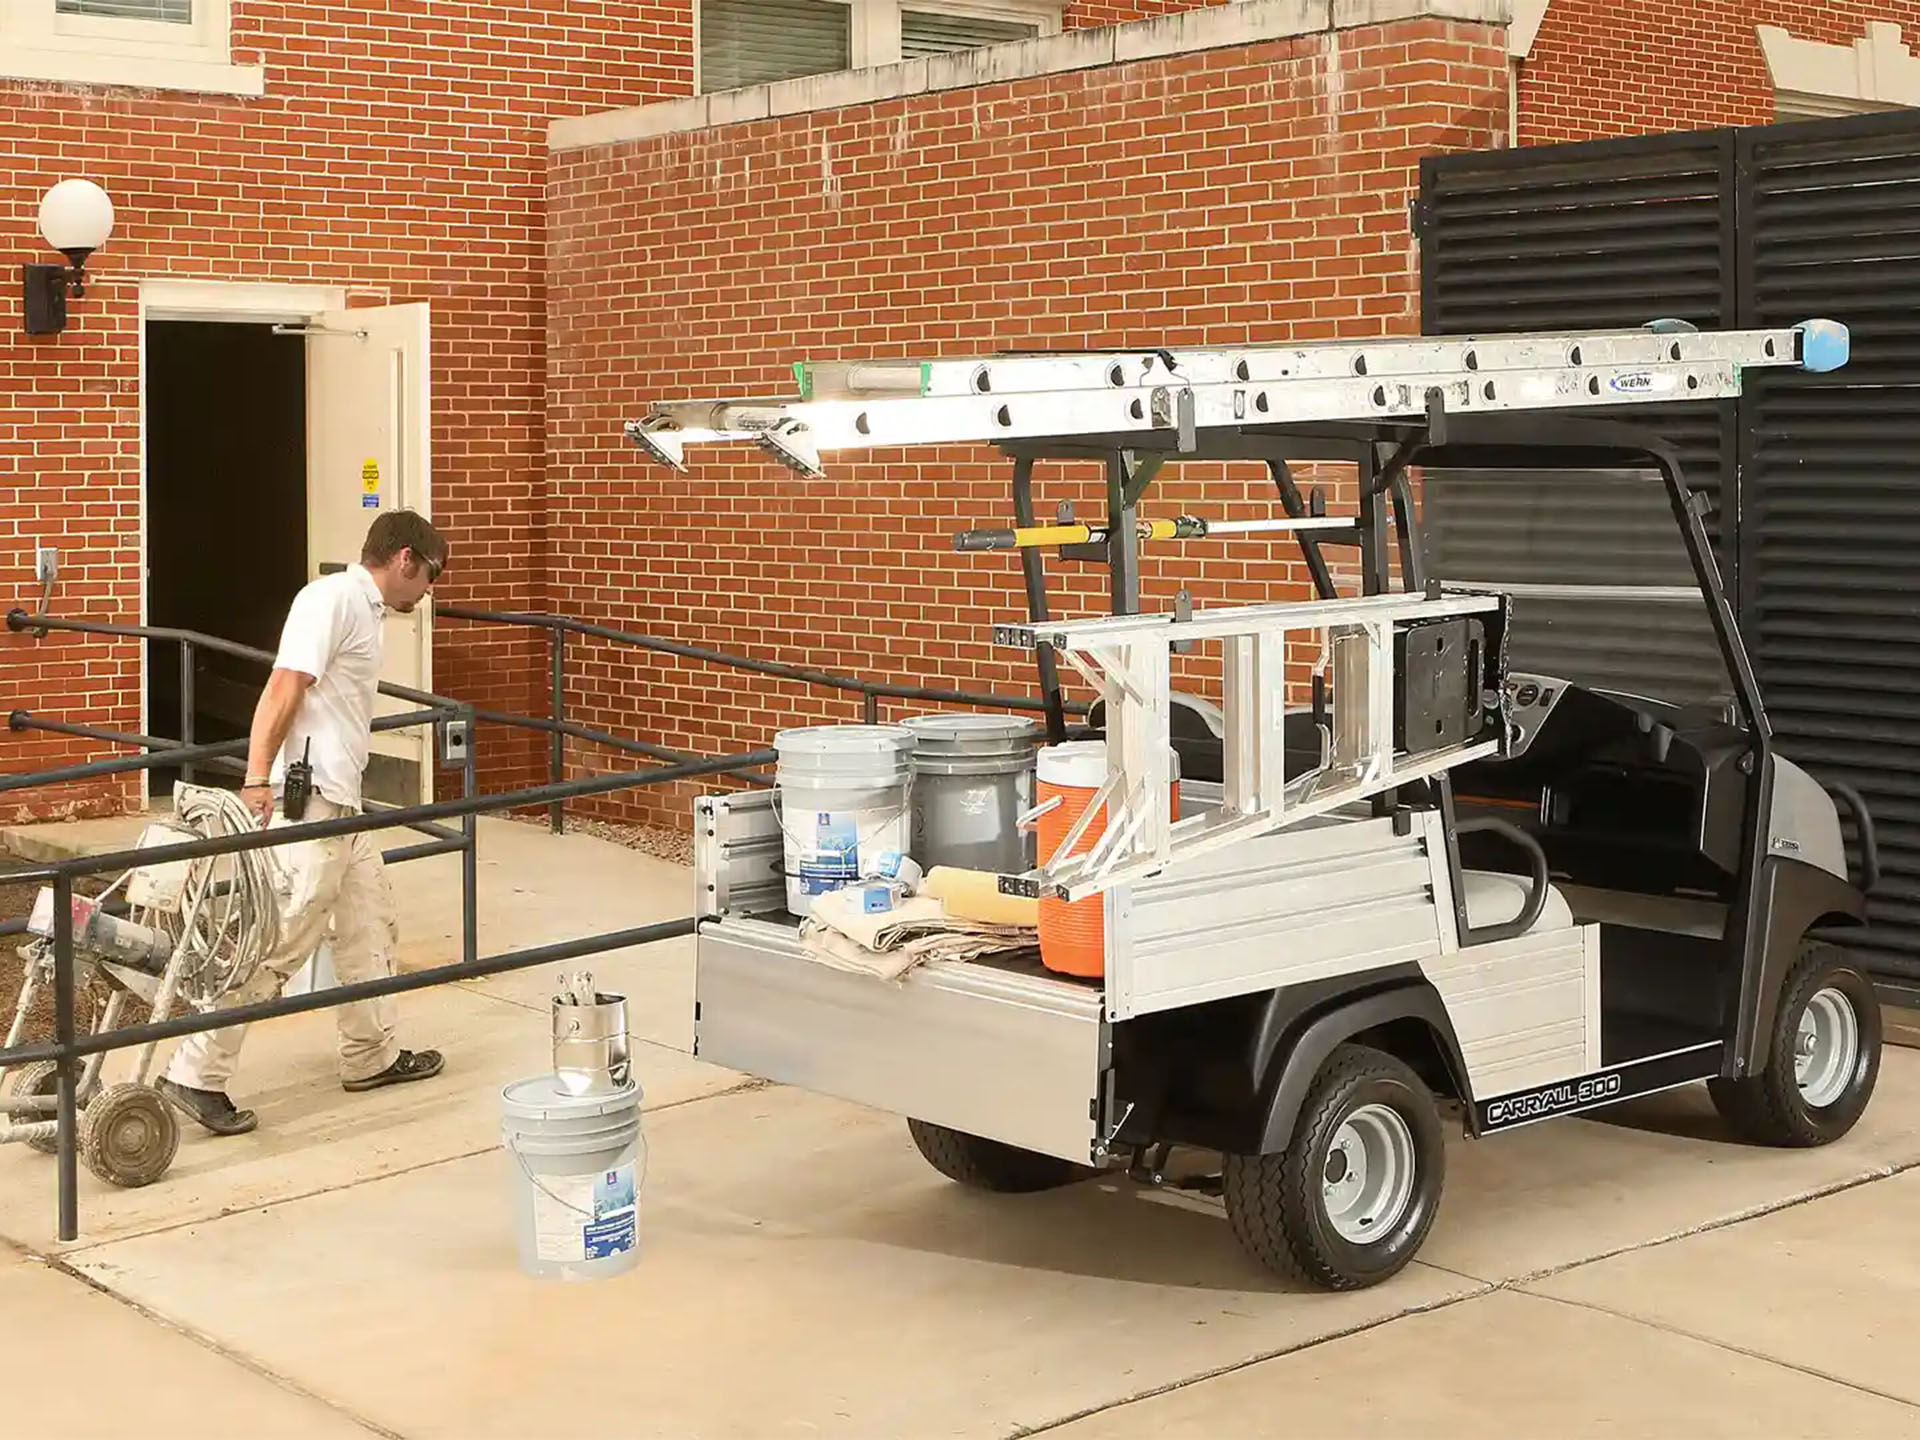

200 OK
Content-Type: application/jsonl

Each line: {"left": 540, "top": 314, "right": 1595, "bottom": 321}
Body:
{"left": 269, "top": 565, "right": 387, "bottom": 810}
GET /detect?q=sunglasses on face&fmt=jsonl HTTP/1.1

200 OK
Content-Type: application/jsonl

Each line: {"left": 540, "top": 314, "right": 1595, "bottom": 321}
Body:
{"left": 409, "top": 549, "right": 443, "bottom": 582}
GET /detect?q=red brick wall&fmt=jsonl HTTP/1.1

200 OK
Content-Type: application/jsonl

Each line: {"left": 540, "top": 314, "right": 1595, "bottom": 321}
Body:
{"left": 1068, "top": 0, "right": 1233, "bottom": 27}
{"left": 547, "top": 17, "right": 1509, "bottom": 824}
{"left": 1521, "top": 1, "right": 1920, "bottom": 142}
{"left": 0, "top": 0, "right": 690, "bottom": 822}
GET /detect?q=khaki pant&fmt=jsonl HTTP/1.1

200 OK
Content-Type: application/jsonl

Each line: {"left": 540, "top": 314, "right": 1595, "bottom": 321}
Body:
{"left": 166, "top": 796, "right": 401, "bottom": 1091}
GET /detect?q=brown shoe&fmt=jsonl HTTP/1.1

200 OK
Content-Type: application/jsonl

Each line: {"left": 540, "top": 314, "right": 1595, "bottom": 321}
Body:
{"left": 342, "top": 1049, "right": 444, "bottom": 1092}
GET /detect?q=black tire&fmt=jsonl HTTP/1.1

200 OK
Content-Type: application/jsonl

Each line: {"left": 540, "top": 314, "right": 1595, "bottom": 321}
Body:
{"left": 1222, "top": 1043, "right": 1445, "bottom": 1290}
{"left": 5, "top": 1060, "right": 70, "bottom": 1156}
{"left": 79, "top": 1082, "right": 179, "bottom": 1188}
{"left": 1709, "top": 941, "right": 1881, "bottom": 1148}
{"left": 906, "top": 1118, "right": 1088, "bottom": 1193}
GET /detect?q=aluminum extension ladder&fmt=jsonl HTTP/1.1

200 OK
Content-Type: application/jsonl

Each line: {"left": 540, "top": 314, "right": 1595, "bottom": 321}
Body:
{"left": 625, "top": 319, "right": 1849, "bottom": 480}
{"left": 624, "top": 318, "right": 1849, "bottom": 899}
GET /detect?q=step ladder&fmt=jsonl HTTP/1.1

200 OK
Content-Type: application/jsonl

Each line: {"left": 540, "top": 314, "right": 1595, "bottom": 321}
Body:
{"left": 625, "top": 319, "right": 1849, "bottom": 479}
{"left": 995, "top": 590, "right": 1506, "bottom": 900}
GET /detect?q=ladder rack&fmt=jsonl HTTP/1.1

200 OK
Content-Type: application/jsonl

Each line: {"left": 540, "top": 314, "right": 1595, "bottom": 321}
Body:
{"left": 626, "top": 320, "right": 1848, "bottom": 479}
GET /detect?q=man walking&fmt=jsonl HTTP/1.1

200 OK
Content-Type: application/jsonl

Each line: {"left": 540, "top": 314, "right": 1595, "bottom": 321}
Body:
{"left": 158, "top": 510, "right": 450, "bottom": 1136}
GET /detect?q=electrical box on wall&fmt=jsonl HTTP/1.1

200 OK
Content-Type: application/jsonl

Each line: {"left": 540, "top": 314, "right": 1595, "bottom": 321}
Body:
{"left": 440, "top": 716, "right": 469, "bottom": 767}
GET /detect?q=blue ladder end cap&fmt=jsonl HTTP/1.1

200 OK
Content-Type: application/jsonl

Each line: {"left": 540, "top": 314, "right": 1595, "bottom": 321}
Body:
{"left": 1796, "top": 319, "right": 1850, "bottom": 373}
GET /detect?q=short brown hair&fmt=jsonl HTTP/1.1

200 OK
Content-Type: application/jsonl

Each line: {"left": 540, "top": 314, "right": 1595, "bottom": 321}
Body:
{"left": 362, "top": 509, "right": 448, "bottom": 569}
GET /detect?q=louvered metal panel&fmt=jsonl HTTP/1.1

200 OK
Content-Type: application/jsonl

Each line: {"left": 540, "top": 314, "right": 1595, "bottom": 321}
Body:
{"left": 900, "top": 10, "right": 1038, "bottom": 58}
{"left": 1739, "top": 113, "right": 1920, "bottom": 986}
{"left": 1417, "top": 133, "right": 1739, "bottom": 742}
{"left": 1422, "top": 469, "right": 1731, "bottom": 705}
{"left": 699, "top": 0, "right": 851, "bottom": 94}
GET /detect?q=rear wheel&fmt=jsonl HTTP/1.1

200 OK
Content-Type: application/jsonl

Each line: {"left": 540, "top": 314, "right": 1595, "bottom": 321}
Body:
{"left": 1222, "top": 1044, "right": 1445, "bottom": 1290}
{"left": 907, "top": 1118, "right": 1088, "bottom": 1193}
{"left": 4, "top": 1061, "right": 69, "bottom": 1156}
{"left": 1709, "top": 941, "right": 1881, "bottom": 1147}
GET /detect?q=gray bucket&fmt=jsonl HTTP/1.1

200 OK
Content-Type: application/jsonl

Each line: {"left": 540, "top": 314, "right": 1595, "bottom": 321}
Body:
{"left": 502, "top": 1075, "right": 645, "bottom": 1282}
{"left": 902, "top": 713, "right": 1039, "bottom": 875}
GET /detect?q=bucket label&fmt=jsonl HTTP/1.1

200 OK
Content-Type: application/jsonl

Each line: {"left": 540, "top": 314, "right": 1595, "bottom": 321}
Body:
{"left": 799, "top": 813, "right": 861, "bottom": 895}
{"left": 531, "top": 1159, "right": 639, "bottom": 1265}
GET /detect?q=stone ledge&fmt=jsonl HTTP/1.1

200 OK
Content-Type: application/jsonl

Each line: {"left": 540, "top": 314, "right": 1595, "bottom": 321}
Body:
{"left": 549, "top": 0, "right": 1512, "bottom": 152}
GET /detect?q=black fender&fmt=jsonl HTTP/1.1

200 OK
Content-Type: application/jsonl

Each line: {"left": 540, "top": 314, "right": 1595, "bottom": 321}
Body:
{"left": 1255, "top": 980, "right": 1474, "bottom": 1154}
{"left": 1733, "top": 854, "right": 1867, "bottom": 1076}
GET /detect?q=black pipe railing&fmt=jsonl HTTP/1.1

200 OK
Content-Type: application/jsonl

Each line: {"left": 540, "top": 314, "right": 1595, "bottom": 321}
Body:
{"left": 438, "top": 604, "right": 1086, "bottom": 833}
{"left": 0, "top": 742, "right": 768, "bottom": 1243}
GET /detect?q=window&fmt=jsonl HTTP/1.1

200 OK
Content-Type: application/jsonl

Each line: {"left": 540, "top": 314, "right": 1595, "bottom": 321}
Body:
{"left": 0, "top": 0, "right": 262, "bottom": 95}
{"left": 697, "top": 0, "right": 1060, "bottom": 95}
{"left": 57, "top": 0, "right": 193, "bottom": 18}
{"left": 900, "top": 10, "right": 1042, "bottom": 60}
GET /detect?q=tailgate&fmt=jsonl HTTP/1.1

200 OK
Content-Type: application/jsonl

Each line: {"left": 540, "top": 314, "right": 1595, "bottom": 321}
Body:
{"left": 695, "top": 916, "right": 1105, "bottom": 1164}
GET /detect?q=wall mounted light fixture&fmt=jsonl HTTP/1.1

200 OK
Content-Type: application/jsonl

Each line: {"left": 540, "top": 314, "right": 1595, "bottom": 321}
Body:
{"left": 23, "top": 180, "right": 116, "bottom": 336}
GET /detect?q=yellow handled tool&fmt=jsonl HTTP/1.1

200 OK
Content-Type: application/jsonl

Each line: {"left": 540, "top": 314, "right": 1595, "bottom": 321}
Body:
{"left": 952, "top": 514, "right": 1354, "bottom": 552}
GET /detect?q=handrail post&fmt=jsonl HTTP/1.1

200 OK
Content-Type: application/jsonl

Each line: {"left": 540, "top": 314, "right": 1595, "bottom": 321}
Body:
{"left": 862, "top": 689, "right": 879, "bottom": 725}
{"left": 549, "top": 625, "right": 566, "bottom": 834}
{"left": 52, "top": 872, "right": 78, "bottom": 1243}
{"left": 461, "top": 704, "right": 479, "bottom": 970}
{"left": 178, "top": 639, "right": 195, "bottom": 788}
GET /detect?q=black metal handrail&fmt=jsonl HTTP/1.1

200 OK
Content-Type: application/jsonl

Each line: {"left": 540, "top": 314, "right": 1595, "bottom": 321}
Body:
{"left": 0, "top": 744, "right": 768, "bottom": 1243}
{"left": 437, "top": 603, "right": 1087, "bottom": 832}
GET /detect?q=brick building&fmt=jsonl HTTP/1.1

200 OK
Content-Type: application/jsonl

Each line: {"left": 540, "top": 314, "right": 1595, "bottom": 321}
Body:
{"left": 3, "top": 0, "right": 1918, "bottom": 826}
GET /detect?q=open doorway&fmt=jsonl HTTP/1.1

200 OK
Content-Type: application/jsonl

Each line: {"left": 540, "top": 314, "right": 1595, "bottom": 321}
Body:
{"left": 144, "top": 320, "right": 307, "bottom": 798}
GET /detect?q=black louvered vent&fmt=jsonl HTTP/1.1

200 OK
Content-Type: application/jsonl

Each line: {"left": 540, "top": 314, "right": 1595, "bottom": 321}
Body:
{"left": 1739, "top": 115, "right": 1920, "bottom": 985}
{"left": 1417, "top": 133, "right": 1740, "bottom": 720}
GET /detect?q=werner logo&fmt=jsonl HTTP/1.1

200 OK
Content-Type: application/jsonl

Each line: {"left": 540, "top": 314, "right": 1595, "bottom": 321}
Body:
{"left": 1609, "top": 372, "right": 1676, "bottom": 396}
{"left": 1485, "top": 1072, "right": 1623, "bottom": 1127}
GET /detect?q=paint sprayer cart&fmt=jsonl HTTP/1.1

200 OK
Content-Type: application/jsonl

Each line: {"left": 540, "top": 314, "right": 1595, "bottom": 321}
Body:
{"left": 1, "top": 784, "right": 278, "bottom": 1188}
{"left": 633, "top": 318, "right": 1885, "bottom": 1290}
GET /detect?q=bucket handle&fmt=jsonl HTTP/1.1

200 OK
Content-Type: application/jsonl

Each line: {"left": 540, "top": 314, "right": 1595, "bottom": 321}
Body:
{"left": 507, "top": 1130, "right": 649, "bottom": 1222}
{"left": 768, "top": 778, "right": 914, "bottom": 859}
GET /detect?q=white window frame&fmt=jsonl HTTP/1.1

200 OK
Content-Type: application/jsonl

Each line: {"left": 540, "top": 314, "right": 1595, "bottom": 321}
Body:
{"left": 0, "top": 0, "right": 264, "bottom": 96}
{"left": 694, "top": 0, "right": 1063, "bottom": 96}
{"left": 1760, "top": 20, "right": 1920, "bottom": 121}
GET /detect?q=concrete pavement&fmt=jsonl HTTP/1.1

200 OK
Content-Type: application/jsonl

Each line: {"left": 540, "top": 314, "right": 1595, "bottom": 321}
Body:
{"left": 4, "top": 812, "right": 1920, "bottom": 1438}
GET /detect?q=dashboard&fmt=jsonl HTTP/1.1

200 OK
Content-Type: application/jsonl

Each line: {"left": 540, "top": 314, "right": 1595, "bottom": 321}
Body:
{"left": 1453, "top": 672, "right": 1754, "bottom": 898}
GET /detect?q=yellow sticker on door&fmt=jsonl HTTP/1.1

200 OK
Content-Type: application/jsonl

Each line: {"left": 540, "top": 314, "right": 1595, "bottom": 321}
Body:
{"left": 362, "top": 458, "right": 381, "bottom": 509}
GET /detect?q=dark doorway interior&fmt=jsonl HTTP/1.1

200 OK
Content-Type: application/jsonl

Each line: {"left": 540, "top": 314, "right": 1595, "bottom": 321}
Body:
{"left": 145, "top": 320, "right": 307, "bottom": 797}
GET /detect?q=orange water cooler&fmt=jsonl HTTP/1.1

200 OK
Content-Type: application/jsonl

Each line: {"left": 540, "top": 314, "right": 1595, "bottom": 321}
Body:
{"left": 1033, "top": 741, "right": 1180, "bottom": 979}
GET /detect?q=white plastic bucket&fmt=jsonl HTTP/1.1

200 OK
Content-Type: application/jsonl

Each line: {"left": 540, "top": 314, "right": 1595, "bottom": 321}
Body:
{"left": 773, "top": 725, "right": 915, "bottom": 917}
{"left": 501, "top": 1074, "right": 645, "bottom": 1282}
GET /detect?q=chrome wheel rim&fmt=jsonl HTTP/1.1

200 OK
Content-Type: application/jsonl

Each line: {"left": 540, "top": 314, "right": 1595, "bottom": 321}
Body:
{"left": 1795, "top": 987, "right": 1858, "bottom": 1109}
{"left": 1322, "top": 1103, "right": 1417, "bottom": 1244}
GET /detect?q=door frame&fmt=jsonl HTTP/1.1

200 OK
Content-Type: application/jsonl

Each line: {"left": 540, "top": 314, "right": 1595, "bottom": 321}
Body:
{"left": 136, "top": 278, "right": 351, "bottom": 795}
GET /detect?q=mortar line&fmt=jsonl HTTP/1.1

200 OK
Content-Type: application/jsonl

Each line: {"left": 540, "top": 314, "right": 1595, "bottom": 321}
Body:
{"left": 1525, "top": 1289, "right": 1920, "bottom": 1412}
{"left": 1014, "top": 1156, "right": 1920, "bottom": 1438}
{"left": 25, "top": 1252, "right": 405, "bottom": 1440}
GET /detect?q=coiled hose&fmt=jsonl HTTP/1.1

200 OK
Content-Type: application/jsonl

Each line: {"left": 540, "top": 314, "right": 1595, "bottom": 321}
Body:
{"left": 136, "top": 785, "right": 282, "bottom": 1009}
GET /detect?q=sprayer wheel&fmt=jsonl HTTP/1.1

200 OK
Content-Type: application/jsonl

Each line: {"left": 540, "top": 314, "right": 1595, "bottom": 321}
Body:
{"left": 5, "top": 1061, "right": 71, "bottom": 1156}
{"left": 80, "top": 1083, "right": 179, "bottom": 1189}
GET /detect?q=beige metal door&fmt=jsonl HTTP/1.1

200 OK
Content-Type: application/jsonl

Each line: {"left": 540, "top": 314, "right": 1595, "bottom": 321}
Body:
{"left": 304, "top": 302, "right": 433, "bottom": 806}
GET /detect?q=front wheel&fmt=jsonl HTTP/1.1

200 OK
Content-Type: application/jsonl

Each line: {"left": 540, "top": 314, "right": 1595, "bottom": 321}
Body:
{"left": 1222, "top": 1043, "right": 1445, "bottom": 1290}
{"left": 1709, "top": 941, "right": 1881, "bottom": 1147}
